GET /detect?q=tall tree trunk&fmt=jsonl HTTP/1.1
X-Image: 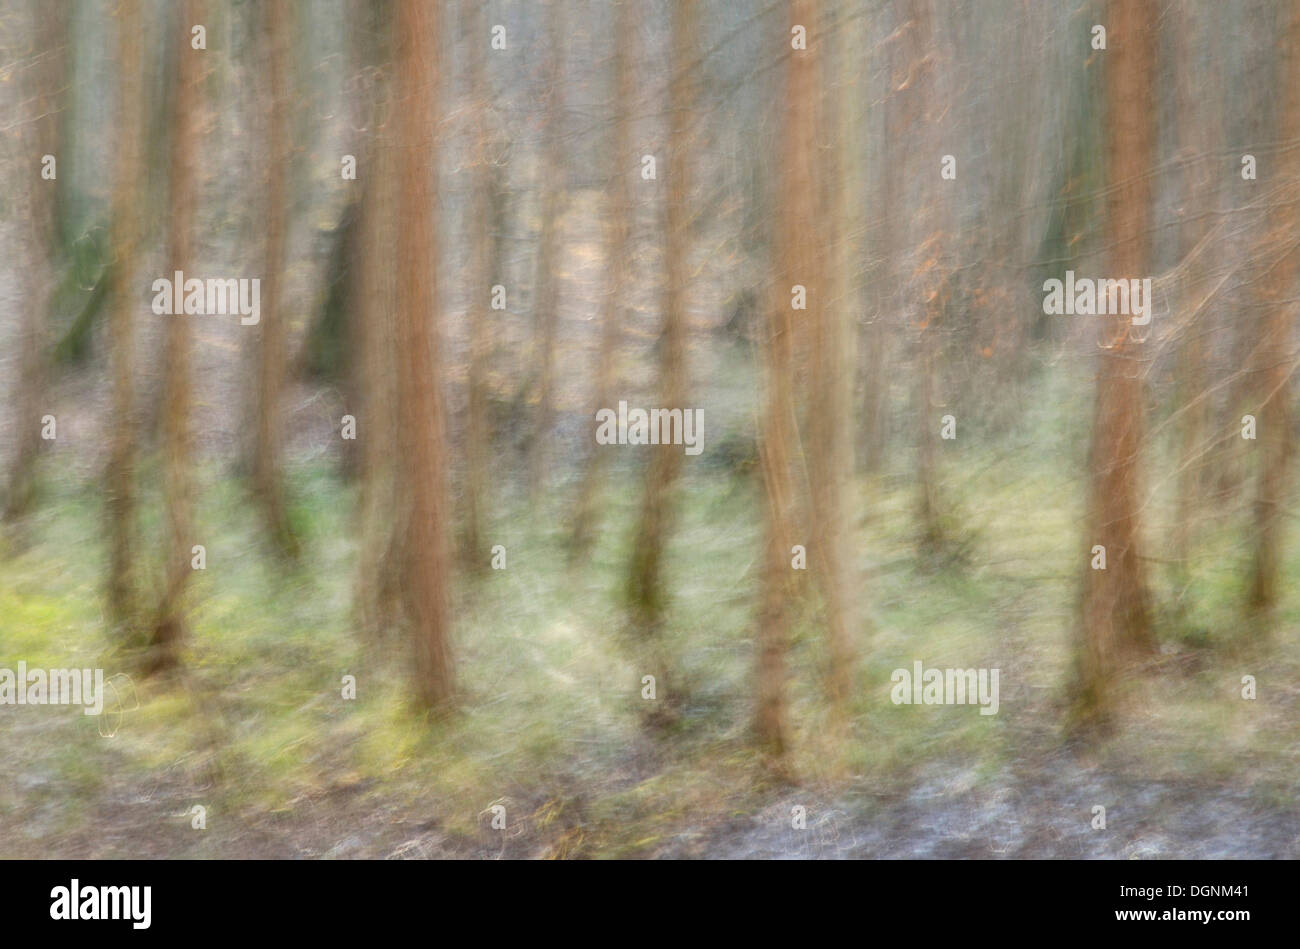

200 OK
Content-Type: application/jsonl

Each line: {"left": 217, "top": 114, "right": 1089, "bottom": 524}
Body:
{"left": 251, "top": 0, "right": 299, "bottom": 560}
{"left": 907, "top": 0, "right": 948, "bottom": 555}
{"left": 1170, "top": 2, "right": 1220, "bottom": 577}
{"left": 105, "top": 0, "right": 144, "bottom": 631}
{"left": 147, "top": 0, "right": 203, "bottom": 673}
{"left": 526, "top": 1, "right": 566, "bottom": 501}
{"left": 809, "top": 0, "right": 859, "bottom": 725}
{"left": 355, "top": 152, "right": 402, "bottom": 641}
{"left": 462, "top": 0, "right": 494, "bottom": 571}
{"left": 1247, "top": 0, "right": 1300, "bottom": 619}
{"left": 626, "top": 0, "right": 695, "bottom": 634}
{"left": 353, "top": 7, "right": 400, "bottom": 642}
{"left": 395, "top": 0, "right": 454, "bottom": 708}
{"left": 857, "top": 2, "right": 899, "bottom": 478}
{"left": 3, "top": 0, "right": 66, "bottom": 524}
{"left": 337, "top": 0, "right": 381, "bottom": 485}
{"left": 1073, "top": 0, "right": 1157, "bottom": 726}
{"left": 756, "top": 0, "right": 822, "bottom": 765}
{"left": 570, "top": 0, "right": 636, "bottom": 562}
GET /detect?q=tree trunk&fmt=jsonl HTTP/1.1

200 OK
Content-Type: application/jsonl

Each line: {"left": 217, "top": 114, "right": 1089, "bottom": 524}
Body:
{"left": 462, "top": 0, "right": 495, "bottom": 572}
{"left": 251, "top": 0, "right": 299, "bottom": 560}
{"left": 857, "top": 3, "right": 899, "bottom": 479}
{"left": 147, "top": 0, "right": 202, "bottom": 673}
{"left": 395, "top": 0, "right": 454, "bottom": 708}
{"left": 526, "top": 1, "right": 566, "bottom": 502}
{"left": 756, "top": 0, "right": 821, "bottom": 765}
{"left": 626, "top": 0, "right": 693, "bottom": 631}
{"left": 907, "top": 0, "right": 948, "bottom": 555}
{"left": 3, "top": 0, "right": 66, "bottom": 524}
{"left": 570, "top": 0, "right": 636, "bottom": 563}
{"left": 1247, "top": 0, "right": 1300, "bottom": 619}
{"left": 1170, "top": 2, "right": 1220, "bottom": 576}
{"left": 809, "top": 0, "right": 859, "bottom": 725}
{"left": 105, "top": 0, "right": 144, "bottom": 631}
{"left": 1073, "top": 0, "right": 1158, "bottom": 726}
{"left": 353, "top": 10, "right": 400, "bottom": 642}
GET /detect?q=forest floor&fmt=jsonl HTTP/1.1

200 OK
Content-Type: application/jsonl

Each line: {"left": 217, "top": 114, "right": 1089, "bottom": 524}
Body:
{"left": 2, "top": 409, "right": 1297, "bottom": 858}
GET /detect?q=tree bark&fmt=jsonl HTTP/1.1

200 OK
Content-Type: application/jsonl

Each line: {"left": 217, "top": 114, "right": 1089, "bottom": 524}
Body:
{"left": 1170, "top": 2, "right": 1220, "bottom": 575}
{"left": 810, "top": 0, "right": 859, "bottom": 725}
{"left": 570, "top": 0, "right": 636, "bottom": 563}
{"left": 353, "top": 10, "right": 400, "bottom": 642}
{"left": 756, "top": 0, "right": 822, "bottom": 765}
{"left": 626, "top": 0, "right": 693, "bottom": 631}
{"left": 3, "top": 0, "right": 66, "bottom": 524}
{"left": 1074, "top": 0, "right": 1158, "bottom": 725}
{"left": 105, "top": 0, "right": 144, "bottom": 631}
{"left": 462, "top": 0, "right": 495, "bottom": 572}
{"left": 395, "top": 0, "right": 455, "bottom": 708}
{"left": 147, "top": 0, "right": 203, "bottom": 673}
{"left": 525, "top": 1, "right": 567, "bottom": 501}
{"left": 906, "top": 0, "right": 948, "bottom": 555}
{"left": 1247, "top": 0, "right": 1300, "bottom": 619}
{"left": 251, "top": 0, "right": 299, "bottom": 560}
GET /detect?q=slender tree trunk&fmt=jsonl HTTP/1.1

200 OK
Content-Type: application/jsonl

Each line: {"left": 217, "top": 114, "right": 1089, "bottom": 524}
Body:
{"left": 3, "top": 0, "right": 66, "bottom": 524}
{"left": 916, "top": 311, "right": 943, "bottom": 550}
{"left": 1171, "top": 3, "right": 1219, "bottom": 574}
{"left": 756, "top": 0, "right": 821, "bottom": 765}
{"left": 106, "top": 0, "right": 144, "bottom": 630}
{"left": 462, "top": 0, "right": 495, "bottom": 572}
{"left": 355, "top": 153, "right": 401, "bottom": 641}
{"left": 147, "top": 0, "right": 202, "bottom": 673}
{"left": 857, "top": 6, "right": 895, "bottom": 478}
{"left": 251, "top": 0, "right": 299, "bottom": 560}
{"left": 1247, "top": 0, "right": 1300, "bottom": 619}
{"left": 337, "top": 0, "right": 382, "bottom": 485}
{"left": 526, "top": 2, "right": 566, "bottom": 501}
{"left": 626, "top": 0, "right": 693, "bottom": 631}
{"left": 395, "top": 0, "right": 454, "bottom": 708}
{"left": 908, "top": 0, "right": 947, "bottom": 554}
{"left": 570, "top": 0, "right": 636, "bottom": 562}
{"left": 353, "top": 12, "right": 400, "bottom": 642}
{"left": 1073, "top": 0, "right": 1157, "bottom": 726}
{"left": 809, "top": 0, "right": 859, "bottom": 724}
